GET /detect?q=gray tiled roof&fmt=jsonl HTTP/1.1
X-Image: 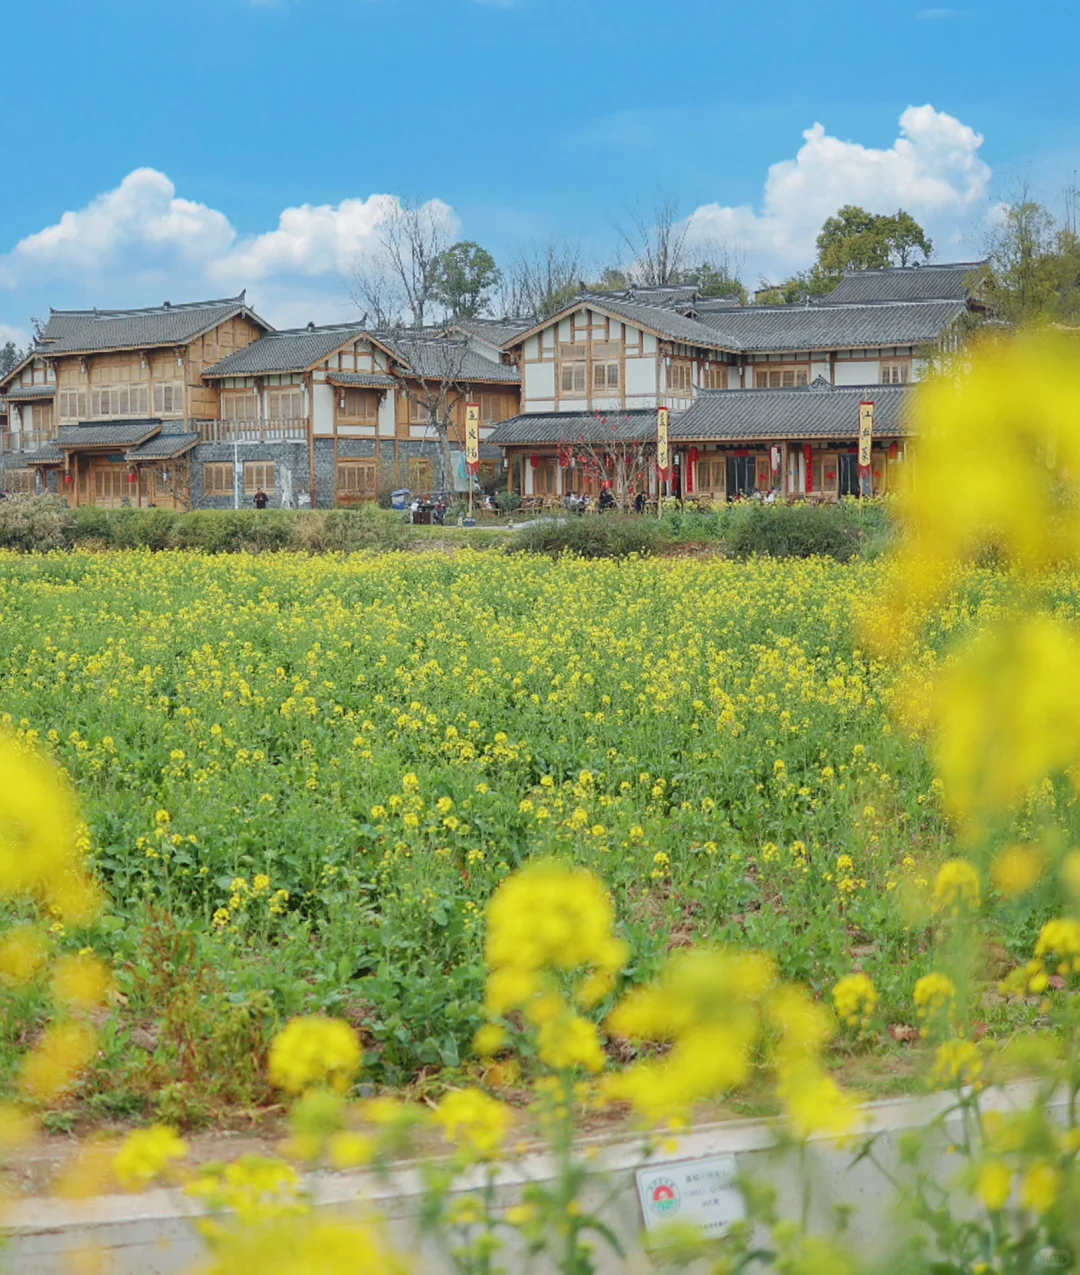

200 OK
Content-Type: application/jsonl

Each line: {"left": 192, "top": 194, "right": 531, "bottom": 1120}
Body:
{"left": 38, "top": 295, "right": 266, "bottom": 356}
{"left": 697, "top": 300, "right": 966, "bottom": 351}
{"left": 57, "top": 419, "right": 162, "bottom": 448}
{"left": 453, "top": 317, "right": 536, "bottom": 349}
{"left": 577, "top": 294, "right": 738, "bottom": 350}
{"left": 203, "top": 324, "right": 372, "bottom": 377}
{"left": 128, "top": 432, "right": 199, "bottom": 459}
{"left": 25, "top": 445, "right": 63, "bottom": 464}
{"left": 670, "top": 383, "right": 911, "bottom": 442}
{"left": 488, "top": 409, "right": 663, "bottom": 446}
{"left": 588, "top": 285, "right": 700, "bottom": 312}
{"left": 379, "top": 336, "right": 521, "bottom": 384}
{"left": 822, "top": 261, "right": 986, "bottom": 305}
{"left": 326, "top": 372, "right": 398, "bottom": 389}
{"left": 5, "top": 383, "right": 56, "bottom": 401}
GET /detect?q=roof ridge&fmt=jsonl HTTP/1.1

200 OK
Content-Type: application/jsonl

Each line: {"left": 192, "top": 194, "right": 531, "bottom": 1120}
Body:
{"left": 48, "top": 294, "right": 247, "bottom": 319}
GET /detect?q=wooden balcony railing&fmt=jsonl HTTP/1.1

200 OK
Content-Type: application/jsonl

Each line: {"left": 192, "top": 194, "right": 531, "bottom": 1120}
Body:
{"left": 0, "top": 430, "right": 58, "bottom": 455}
{"left": 197, "top": 418, "right": 309, "bottom": 444}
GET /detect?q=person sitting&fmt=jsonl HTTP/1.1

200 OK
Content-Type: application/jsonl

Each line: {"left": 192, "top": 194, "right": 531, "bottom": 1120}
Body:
{"left": 598, "top": 485, "right": 616, "bottom": 512}
{"left": 633, "top": 490, "right": 647, "bottom": 514}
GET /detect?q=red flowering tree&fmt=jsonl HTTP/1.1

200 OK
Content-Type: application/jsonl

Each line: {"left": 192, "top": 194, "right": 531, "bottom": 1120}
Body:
{"left": 556, "top": 413, "right": 654, "bottom": 512}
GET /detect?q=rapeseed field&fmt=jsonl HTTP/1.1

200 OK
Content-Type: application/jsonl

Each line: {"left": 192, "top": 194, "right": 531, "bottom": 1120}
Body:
{"left": 0, "top": 548, "right": 1064, "bottom": 1117}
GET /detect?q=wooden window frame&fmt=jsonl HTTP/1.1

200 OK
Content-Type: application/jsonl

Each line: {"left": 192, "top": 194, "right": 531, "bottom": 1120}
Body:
{"left": 880, "top": 360, "right": 911, "bottom": 385}
{"left": 266, "top": 388, "right": 304, "bottom": 422}
{"left": 754, "top": 365, "right": 809, "bottom": 390}
{"left": 91, "top": 385, "right": 150, "bottom": 418}
{"left": 407, "top": 458, "right": 432, "bottom": 491}
{"left": 703, "top": 365, "right": 728, "bottom": 391}
{"left": 408, "top": 397, "right": 432, "bottom": 426}
{"left": 667, "top": 361, "right": 693, "bottom": 395}
{"left": 221, "top": 391, "right": 258, "bottom": 423}
{"left": 4, "top": 468, "right": 35, "bottom": 494}
{"left": 479, "top": 393, "right": 508, "bottom": 424}
{"left": 336, "top": 459, "right": 378, "bottom": 498}
{"left": 153, "top": 381, "right": 185, "bottom": 416}
{"left": 58, "top": 389, "right": 88, "bottom": 422}
{"left": 337, "top": 388, "right": 378, "bottom": 424}
{"left": 203, "top": 462, "right": 234, "bottom": 497}
{"left": 243, "top": 461, "right": 275, "bottom": 495}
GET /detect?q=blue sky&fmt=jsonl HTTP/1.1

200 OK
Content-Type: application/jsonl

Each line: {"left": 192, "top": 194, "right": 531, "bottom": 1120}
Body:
{"left": 1, "top": 0, "right": 1077, "bottom": 342}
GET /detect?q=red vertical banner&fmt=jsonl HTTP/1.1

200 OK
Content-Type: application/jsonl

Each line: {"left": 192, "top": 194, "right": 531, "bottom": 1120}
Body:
{"left": 803, "top": 443, "right": 813, "bottom": 494}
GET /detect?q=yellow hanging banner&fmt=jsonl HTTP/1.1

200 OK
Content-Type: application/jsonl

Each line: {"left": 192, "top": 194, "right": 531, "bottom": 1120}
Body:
{"left": 657, "top": 406, "right": 670, "bottom": 475}
{"left": 465, "top": 403, "right": 480, "bottom": 468}
{"left": 858, "top": 401, "right": 874, "bottom": 468}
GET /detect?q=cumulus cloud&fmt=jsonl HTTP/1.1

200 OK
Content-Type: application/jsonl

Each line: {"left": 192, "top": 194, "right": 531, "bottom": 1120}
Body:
{"left": 686, "top": 105, "right": 991, "bottom": 280}
{"left": 0, "top": 170, "right": 459, "bottom": 327}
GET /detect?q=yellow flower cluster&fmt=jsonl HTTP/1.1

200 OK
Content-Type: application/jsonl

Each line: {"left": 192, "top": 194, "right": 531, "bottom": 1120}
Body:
{"left": 268, "top": 1017, "right": 363, "bottom": 1095}
{"left": 932, "top": 859, "right": 981, "bottom": 916}
{"left": 912, "top": 973, "right": 956, "bottom": 1035}
{"left": 113, "top": 1124, "right": 188, "bottom": 1190}
{"left": 832, "top": 973, "right": 878, "bottom": 1029}
{"left": 433, "top": 1088, "right": 513, "bottom": 1160}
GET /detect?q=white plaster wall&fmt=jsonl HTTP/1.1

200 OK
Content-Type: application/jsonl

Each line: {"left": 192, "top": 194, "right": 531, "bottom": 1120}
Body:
{"left": 526, "top": 362, "right": 556, "bottom": 405}
{"left": 311, "top": 382, "right": 335, "bottom": 436}
{"left": 642, "top": 333, "right": 657, "bottom": 355}
{"left": 810, "top": 361, "right": 832, "bottom": 383}
{"left": 625, "top": 358, "right": 656, "bottom": 398}
{"left": 378, "top": 392, "right": 396, "bottom": 438}
{"left": 559, "top": 398, "right": 589, "bottom": 413}
{"left": 912, "top": 358, "right": 929, "bottom": 382}
{"left": 834, "top": 361, "right": 880, "bottom": 386}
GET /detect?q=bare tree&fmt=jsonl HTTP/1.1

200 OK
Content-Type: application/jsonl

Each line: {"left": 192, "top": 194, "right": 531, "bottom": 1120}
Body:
{"left": 500, "top": 239, "right": 589, "bottom": 319}
{"left": 387, "top": 333, "right": 474, "bottom": 495}
{"left": 615, "top": 197, "right": 691, "bottom": 288}
{"left": 349, "top": 198, "right": 455, "bottom": 328}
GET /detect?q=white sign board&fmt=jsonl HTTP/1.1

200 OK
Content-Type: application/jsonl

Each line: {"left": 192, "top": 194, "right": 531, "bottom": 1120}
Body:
{"left": 636, "top": 1154, "right": 745, "bottom": 1242}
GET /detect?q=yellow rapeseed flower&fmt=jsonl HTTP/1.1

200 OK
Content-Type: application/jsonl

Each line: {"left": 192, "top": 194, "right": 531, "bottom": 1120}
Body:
{"left": 268, "top": 1017, "right": 362, "bottom": 1095}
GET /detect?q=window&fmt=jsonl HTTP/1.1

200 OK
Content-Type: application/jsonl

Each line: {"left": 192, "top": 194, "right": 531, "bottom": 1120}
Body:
{"left": 702, "top": 365, "right": 728, "bottom": 390}
{"left": 58, "top": 389, "right": 87, "bottom": 421}
{"left": 407, "top": 458, "right": 431, "bottom": 491}
{"left": 243, "top": 461, "right": 275, "bottom": 495}
{"left": 558, "top": 343, "right": 587, "bottom": 395}
{"left": 4, "top": 469, "right": 34, "bottom": 494}
{"left": 338, "top": 389, "right": 377, "bottom": 422}
{"left": 592, "top": 361, "right": 619, "bottom": 390}
{"left": 754, "top": 366, "right": 809, "bottom": 389}
{"left": 409, "top": 397, "right": 431, "bottom": 425}
{"left": 153, "top": 382, "right": 184, "bottom": 416}
{"left": 697, "top": 458, "right": 726, "bottom": 491}
{"left": 563, "top": 465, "right": 586, "bottom": 494}
{"left": 667, "top": 361, "right": 693, "bottom": 395}
{"left": 203, "top": 463, "right": 234, "bottom": 496}
{"left": 336, "top": 460, "right": 377, "bottom": 498}
{"left": 221, "top": 392, "right": 257, "bottom": 423}
{"left": 533, "top": 460, "right": 558, "bottom": 495}
{"left": 91, "top": 385, "right": 150, "bottom": 418}
{"left": 266, "top": 388, "right": 304, "bottom": 421}
{"left": 881, "top": 360, "right": 910, "bottom": 385}
{"left": 30, "top": 404, "right": 54, "bottom": 441}
{"left": 92, "top": 466, "right": 130, "bottom": 503}
{"left": 479, "top": 393, "right": 510, "bottom": 424}
{"left": 726, "top": 455, "right": 757, "bottom": 497}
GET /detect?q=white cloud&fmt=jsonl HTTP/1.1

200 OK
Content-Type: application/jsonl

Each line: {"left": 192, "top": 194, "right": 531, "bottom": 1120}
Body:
{"left": 686, "top": 105, "right": 991, "bottom": 281}
{"left": 214, "top": 195, "right": 457, "bottom": 283}
{"left": 0, "top": 170, "right": 459, "bottom": 328}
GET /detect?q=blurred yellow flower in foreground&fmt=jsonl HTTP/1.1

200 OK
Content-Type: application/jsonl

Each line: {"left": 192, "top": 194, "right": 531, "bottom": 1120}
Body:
{"left": 113, "top": 1125, "right": 188, "bottom": 1191}
{"left": 268, "top": 1017, "right": 362, "bottom": 1096}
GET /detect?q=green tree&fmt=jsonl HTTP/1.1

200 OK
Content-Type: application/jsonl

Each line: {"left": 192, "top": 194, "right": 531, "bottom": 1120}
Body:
{"left": 0, "top": 340, "right": 22, "bottom": 378}
{"left": 430, "top": 241, "right": 502, "bottom": 319}
{"left": 980, "top": 193, "right": 1080, "bottom": 325}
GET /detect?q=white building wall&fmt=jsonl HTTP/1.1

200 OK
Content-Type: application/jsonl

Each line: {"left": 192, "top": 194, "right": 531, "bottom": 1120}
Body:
{"left": 810, "top": 360, "right": 832, "bottom": 382}
{"left": 625, "top": 358, "right": 656, "bottom": 398}
{"left": 311, "top": 382, "right": 335, "bottom": 436}
{"left": 526, "top": 362, "right": 556, "bottom": 408}
{"left": 378, "top": 391, "right": 396, "bottom": 438}
{"left": 834, "top": 361, "right": 880, "bottom": 386}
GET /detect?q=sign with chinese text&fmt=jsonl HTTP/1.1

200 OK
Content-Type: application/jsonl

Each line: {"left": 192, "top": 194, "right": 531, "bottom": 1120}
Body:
{"left": 465, "top": 403, "right": 480, "bottom": 470}
{"left": 636, "top": 1154, "right": 744, "bottom": 1244}
{"left": 858, "top": 401, "right": 874, "bottom": 468}
{"left": 657, "top": 406, "right": 670, "bottom": 476}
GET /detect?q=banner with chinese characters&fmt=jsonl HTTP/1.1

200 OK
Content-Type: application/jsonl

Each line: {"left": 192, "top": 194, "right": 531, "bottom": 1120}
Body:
{"left": 657, "top": 407, "right": 670, "bottom": 476}
{"left": 858, "top": 401, "right": 875, "bottom": 468}
{"left": 465, "top": 403, "right": 480, "bottom": 471}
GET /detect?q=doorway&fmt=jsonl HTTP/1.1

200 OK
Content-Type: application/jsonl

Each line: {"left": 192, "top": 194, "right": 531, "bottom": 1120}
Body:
{"left": 726, "top": 455, "right": 756, "bottom": 499}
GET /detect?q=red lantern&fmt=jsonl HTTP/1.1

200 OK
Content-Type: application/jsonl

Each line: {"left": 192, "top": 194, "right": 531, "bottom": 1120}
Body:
{"left": 128, "top": 471, "right": 137, "bottom": 484}
{"left": 529, "top": 455, "right": 540, "bottom": 469}
{"left": 64, "top": 473, "right": 73, "bottom": 486}
{"left": 888, "top": 442, "right": 899, "bottom": 460}
{"left": 688, "top": 446, "right": 699, "bottom": 464}
{"left": 826, "top": 470, "right": 836, "bottom": 482}
{"left": 803, "top": 443, "right": 814, "bottom": 494}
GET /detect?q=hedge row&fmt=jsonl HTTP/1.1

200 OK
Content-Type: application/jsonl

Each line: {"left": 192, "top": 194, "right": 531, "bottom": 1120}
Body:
{"left": 0, "top": 496, "right": 411, "bottom": 554}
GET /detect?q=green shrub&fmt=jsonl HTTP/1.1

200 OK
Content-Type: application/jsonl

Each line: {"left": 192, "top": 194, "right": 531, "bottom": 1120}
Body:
{"left": 497, "top": 491, "right": 522, "bottom": 514}
{"left": 0, "top": 494, "right": 68, "bottom": 552}
{"left": 508, "top": 514, "right": 661, "bottom": 559}
{"left": 67, "top": 504, "right": 113, "bottom": 545}
{"left": 725, "top": 501, "right": 862, "bottom": 561}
